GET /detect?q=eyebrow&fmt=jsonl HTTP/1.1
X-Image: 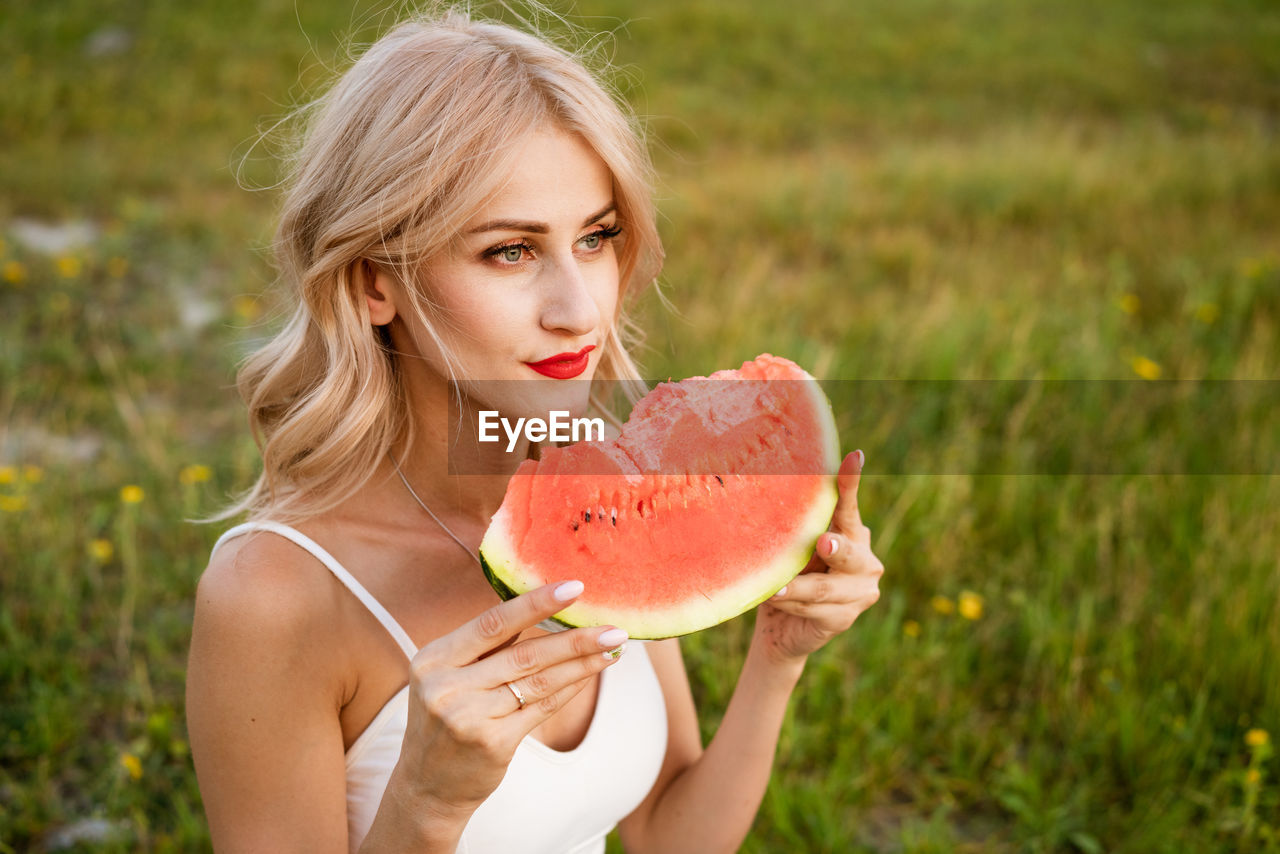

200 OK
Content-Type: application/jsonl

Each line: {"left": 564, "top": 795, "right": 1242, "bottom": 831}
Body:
{"left": 466, "top": 202, "right": 616, "bottom": 235}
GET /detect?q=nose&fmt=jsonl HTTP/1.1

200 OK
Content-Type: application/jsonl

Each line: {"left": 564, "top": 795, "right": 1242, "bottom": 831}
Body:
{"left": 538, "top": 253, "right": 602, "bottom": 337}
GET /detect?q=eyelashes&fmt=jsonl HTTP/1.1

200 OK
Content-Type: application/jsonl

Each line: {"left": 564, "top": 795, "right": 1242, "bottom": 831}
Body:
{"left": 481, "top": 224, "right": 623, "bottom": 264}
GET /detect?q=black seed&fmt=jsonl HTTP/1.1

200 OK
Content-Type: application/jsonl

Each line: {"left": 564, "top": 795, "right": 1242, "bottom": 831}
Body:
{"left": 714, "top": 475, "right": 724, "bottom": 486}
{"left": 571, "top": 521, "right": 579, "bottom": 531}
{"left": 584, "top": 510, "right": 592, "bottom": 522}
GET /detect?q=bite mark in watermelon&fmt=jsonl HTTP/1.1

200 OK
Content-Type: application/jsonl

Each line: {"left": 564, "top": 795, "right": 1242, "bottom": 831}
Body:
{"left": 479, "top": 354, "right": 841, "bottom": 639}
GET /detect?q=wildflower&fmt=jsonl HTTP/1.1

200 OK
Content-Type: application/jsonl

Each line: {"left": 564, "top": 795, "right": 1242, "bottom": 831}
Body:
{"left": 120, "top": 752, "right": 142, "bottom": 781}
{"left": 1195, "top": 303, "right": 1219, "bottom": 325}
{"left": 120, "top": 484, "right": 144, "bottom": 504}
{"left": 2, "top": 260, "right": 26, "bottom": 285}
{"left": 903, "top": 619, "right": 921, "bottom": 638}
{"left": 107, "top": 257, "right": 129, "bottom": 278}
{"left": 958, "top": 590, "right": 984, "bottom": 621}
{"left": 930, "top": 595, "right": 955, "bottom": 616}
{"left": 88, "top": 539, "right": 114, "bottom": 563}
{"left": 55, "top": 256, "right": 83, "bottom": 279}
{"left": 1119, "top": 293, "right": 1140, "bottom": 315}
{"left": 1246, "top": 768, "right": 1261, "bottom": 785}
{"left": 1130, "top": 356, "right": 1162, "bottom": 381}
{"left": 1246, "top": 729, "right": 1270, "bottom": 748}
{"left": 0, "top": 495, "right": 28, "bottom": 513}
{"left": 22, "top": 465, "right": 43, "bottom": 484}
{"left": 0, "top": 466, "right": 14, "bottom": 485}
{"left": 179, "top": 464, "right": 212, "bottom": 485}
{"left": 233, "top": 295, "right": 261, "bottom": 321}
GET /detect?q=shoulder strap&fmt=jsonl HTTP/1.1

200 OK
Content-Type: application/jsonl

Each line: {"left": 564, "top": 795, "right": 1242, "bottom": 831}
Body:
{"left": 214, "top": 522, "right": 419, "bottom": 660}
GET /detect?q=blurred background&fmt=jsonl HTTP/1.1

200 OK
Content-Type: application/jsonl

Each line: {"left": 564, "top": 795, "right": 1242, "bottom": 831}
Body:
{"left": 1, "top": 0, "right": 1277, "bottom": 851}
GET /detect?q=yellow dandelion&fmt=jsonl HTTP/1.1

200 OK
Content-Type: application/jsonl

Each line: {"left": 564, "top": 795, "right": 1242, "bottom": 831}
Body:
{"left": 120, "top": 752, "right": 143, "bottom": 781}
{"left": 1246, "top": 728, "right": 1270, "bottom": 748}
{"left": 233, "top": 294, "right": 261, "bottom": 321}
{"left": 0, "top": 466, "right": 14, "bottom": 485}
{"left": 179, "top": 464, "right": 213, "bottom": 485}
{"left": 1195, "top": 303, "right": 1220, "bottom": 325}
{"left": 55, "top": 256, "right": 83, "bottom": 279}
{"left": 930, "top": 595, "right": 955, "bottom": 616}
{"left": 22, "top": 465, "right": 43, "bottom": 484}
{"left": 1246, "top": 768, "right": 1261, "bottom": 785}
{"left": 89, "top": 539, "right": 114, "bottom": 563}
{"left": 1119, "top": 293, "right": 1140, "bottom": 315}
{"left": 120, "top": 484, "right": 145, "bottom": 504}
{"left": 107, "top": 256, "right": 129, "bottom": 278}
{"left": 0, "top": 495, "right": 28, "bottom": 513}
{"left": 903, "top": 619, "right": 921, "bottom": 638}
{"left": 958, "top": 590, "right": 984, "bottom": 621}
{"left": 1131, "top": 356, "right": 1162, "bottom": 381}
{"left": 2, "top": 260, "right": 26, "bottom": 285}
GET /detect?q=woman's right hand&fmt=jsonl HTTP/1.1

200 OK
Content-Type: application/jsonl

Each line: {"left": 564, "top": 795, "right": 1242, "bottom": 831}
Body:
{"left": 391, "top": 580, "right": 627, "bottom": 819}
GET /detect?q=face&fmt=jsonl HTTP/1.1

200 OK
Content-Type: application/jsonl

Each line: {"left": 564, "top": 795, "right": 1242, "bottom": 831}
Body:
{"left": 393, "top": 127, "right": 621, "bottom": 421}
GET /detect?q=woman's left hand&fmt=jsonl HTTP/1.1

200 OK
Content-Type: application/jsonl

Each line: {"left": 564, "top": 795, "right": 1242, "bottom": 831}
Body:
{"left": 751, "top": 450, "right": 884, "bottom": 665}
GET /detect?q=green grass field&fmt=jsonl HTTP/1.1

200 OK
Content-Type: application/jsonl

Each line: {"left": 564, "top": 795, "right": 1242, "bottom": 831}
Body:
{"left": 2, "top": 0, "right": 1278, "bottom": 851}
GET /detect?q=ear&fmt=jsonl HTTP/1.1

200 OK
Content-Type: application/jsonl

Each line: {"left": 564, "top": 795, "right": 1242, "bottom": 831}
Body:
{"left": 355, "top": 260, "right": 398, "bottom": 326}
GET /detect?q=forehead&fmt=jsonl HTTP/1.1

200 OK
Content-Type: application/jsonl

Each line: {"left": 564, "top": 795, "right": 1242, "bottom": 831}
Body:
{"left": 466, "top": 127, "right": 614, "bottom": 225}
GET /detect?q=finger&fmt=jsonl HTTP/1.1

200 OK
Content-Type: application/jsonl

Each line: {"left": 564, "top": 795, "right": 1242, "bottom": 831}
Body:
{"left": 765, "top": 589, "right": 881, "bottom": 629}
{"left": 771, "top": 570, "right": 854, "bottom": 606}
{"left": 414, "top": 580, "right": 585, "bottom": 671}
{"left": 806, "top": 535, "right": 881, "bottom": 577}
{"left": 469, "top": 625, "right": 628, "bottom": 689}
{"left": 496, "top": 653, "right": 625, "bottom": 739}
{"left": 494, "top": 639, "right": 626, "bottom": 716}
{"left": 830, "top": 450, "right": 865, "bottom": 536}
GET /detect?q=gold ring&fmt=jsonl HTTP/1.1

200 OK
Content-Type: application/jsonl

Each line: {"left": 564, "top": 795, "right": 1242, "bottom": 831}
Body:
{"left": 505, "top": 681, "right": 526, "bottom": 710}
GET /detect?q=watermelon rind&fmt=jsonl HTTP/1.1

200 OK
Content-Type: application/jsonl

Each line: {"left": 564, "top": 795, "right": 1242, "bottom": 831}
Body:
{"left": 478, "top": 358, "right": 842, "bottom": 639}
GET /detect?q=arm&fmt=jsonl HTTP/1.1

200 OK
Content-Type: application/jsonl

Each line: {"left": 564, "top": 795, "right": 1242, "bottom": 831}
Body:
{"left": 619, "top": 451, "right": 883, "bottom": 854}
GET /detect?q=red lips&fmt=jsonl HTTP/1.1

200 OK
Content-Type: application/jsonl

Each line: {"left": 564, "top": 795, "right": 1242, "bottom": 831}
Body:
{"left": 524, "top": 345, "right": 595, "bottom": 379}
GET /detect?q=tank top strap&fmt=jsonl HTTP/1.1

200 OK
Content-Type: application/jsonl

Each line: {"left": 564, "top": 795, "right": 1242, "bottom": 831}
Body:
{"left": 213, "top": 521, "right": 420, "bottom": 660}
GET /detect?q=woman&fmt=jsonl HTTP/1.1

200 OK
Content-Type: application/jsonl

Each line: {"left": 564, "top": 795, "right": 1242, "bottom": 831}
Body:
{"left": 186, "top": 9, "right": 884, "bottom": 853}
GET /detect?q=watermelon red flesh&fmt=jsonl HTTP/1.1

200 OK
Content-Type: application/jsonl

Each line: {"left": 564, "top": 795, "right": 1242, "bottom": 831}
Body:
{"left": 479, "top": 354, "right": 841, "bottom": 639}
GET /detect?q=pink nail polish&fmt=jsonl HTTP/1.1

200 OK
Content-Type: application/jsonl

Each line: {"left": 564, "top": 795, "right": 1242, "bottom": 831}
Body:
{"left": 554, "top": 580, "right": 584, "bottom": 602}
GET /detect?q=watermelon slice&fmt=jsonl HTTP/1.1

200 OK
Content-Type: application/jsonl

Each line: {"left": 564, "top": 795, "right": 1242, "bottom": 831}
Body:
{"left": 479, "top": 354, "right": 841, "bottom": 639}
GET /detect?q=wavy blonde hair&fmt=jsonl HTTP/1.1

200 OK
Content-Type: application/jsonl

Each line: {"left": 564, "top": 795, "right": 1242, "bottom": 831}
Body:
{"left": 226, "top": 8, "right": 664, "bottom": 523}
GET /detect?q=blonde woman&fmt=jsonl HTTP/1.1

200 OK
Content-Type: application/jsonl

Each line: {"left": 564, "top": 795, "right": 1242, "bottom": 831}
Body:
{"left": 186, "top": 9, "right": 884, "bottom": 853}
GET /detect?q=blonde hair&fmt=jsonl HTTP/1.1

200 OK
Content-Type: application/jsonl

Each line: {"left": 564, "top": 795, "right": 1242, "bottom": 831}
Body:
{"left": 227, "top": 8, "right": 664, "bottom": 523}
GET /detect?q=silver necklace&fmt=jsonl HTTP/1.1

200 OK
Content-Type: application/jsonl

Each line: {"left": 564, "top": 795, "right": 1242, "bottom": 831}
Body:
{"left": 391, "top": 454, "right": 483, "bottom": 568}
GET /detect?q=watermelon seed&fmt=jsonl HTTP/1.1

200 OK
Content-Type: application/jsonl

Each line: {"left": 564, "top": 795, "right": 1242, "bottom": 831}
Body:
{"left": 610, "top": 508, "right": 617, "bottom": 526}
{"left": 583, "top": 510, "right": 592, "bottom": 523}
{"left": 714, "top": 475, "right": 724, "bottom": 486}
{"left": 571, "top": 521, "right": 579, "bottom": 532}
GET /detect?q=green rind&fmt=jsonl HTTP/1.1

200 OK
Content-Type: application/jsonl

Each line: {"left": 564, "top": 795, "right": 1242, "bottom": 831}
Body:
{"left": 477, "top": 362, "right": 843, "bottom": 639}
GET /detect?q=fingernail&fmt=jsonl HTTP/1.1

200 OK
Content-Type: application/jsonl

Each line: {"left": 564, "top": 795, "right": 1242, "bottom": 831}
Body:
{"left": 855, "top": 449, "right": 865, "bottom": 472}
{"left": 824, "top": 535, "right": 839, "bottom": 557}
{"left": 602, "top": 643, "right": 627, "bottom": 661}
{"left": 774, "top": 586, "right": 787, "bottom": 598}
{"left": 554, "top": 580, "right": 584, "bottom": 602}
{"left": 597, "top": 628, "right": 628, "bottom": 648}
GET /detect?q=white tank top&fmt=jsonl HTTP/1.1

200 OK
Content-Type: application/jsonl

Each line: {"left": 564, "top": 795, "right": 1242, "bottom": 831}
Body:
{"left": 213, "top": 522, "right": 668, "bottom": 853}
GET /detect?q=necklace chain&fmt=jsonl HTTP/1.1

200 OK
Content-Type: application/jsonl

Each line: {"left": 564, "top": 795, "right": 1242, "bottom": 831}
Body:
{"left": 391, "top": 454, "right": 483, "bottom": 568}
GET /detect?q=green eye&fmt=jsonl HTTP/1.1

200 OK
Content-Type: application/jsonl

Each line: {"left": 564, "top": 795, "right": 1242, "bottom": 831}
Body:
{"left": 501, "top": 246, "right": 523, "bottom": 263}
{"left": 580, "top": 233, "right": 601, "bottom": 249}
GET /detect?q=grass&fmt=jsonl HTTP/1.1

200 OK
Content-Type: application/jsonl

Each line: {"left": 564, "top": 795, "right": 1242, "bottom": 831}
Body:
{"left": 2, "top": 0, "right": 1279, "bottom": 850}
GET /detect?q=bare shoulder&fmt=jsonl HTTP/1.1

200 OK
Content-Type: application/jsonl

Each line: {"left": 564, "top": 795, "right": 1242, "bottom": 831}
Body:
{"left": 194, "top": 528, "right": 345, "bottom": 644}
{"left": 187, "top": 528, "right": 352, "bottom": 851}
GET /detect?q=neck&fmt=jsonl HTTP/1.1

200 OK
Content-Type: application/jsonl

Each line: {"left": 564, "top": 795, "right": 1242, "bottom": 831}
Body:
{"left": 385, "top": 362, "right": 535, "bottom": 527}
